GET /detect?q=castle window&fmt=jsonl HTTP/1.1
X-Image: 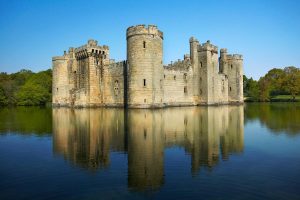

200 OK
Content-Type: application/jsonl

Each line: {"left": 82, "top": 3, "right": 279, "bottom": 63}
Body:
{"left": 231, "top": 64, "right": 233, "bottom": 69}
{"left": 200, "top": 62, "right": 203, "bottom": 68}
{"left": 96, "top": 50, "right": 98, "bottom": 54}
{"left": 222, "top": 80, "right": 225, "bottom": 92}
{"left": 174, "top": 75, "right": 176, "bottom": 80}
{"left": 200, "top": 77, "right": 202, "bottom": 82}
{"left": 230, "top": 86, "right": 232, "bottom": 91}
{"left": 184, "top": 86, "right": 187, "bottom": 94}
{"left": 92, "top": 49, "right": 94, "bottom": 53}
{"left": 144, "top": 99, "right": 146, "bottom": 103}
{"left": 143, "top": 41, "right": 146, "bottom": 48}
{"left": 184, "top": 73, "right": 187, "bottom": 80}
{"left": 143, "top": 79, "right": 146, "bottom": 87}
{"left": 114, "top": 80, "right": 119, "bottom": 96}
{"left": 164, "top": 74, "right": 165, "bottom": 79}
{"left": 144, "top": 129, "right": 147, "bottom": 140}
{"left": 200, "top": 89, "right": 202, "bottom": 94}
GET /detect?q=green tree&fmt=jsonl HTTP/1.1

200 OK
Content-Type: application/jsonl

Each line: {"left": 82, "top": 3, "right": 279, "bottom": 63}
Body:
{"left": 263, "top": 68, "right": 285, "bottom": 95}
{"left": 16, "top": 70, "right": 52, "bottom": 106}
{"left": 247, "top": 78, "right": 259, "bottom": 101}
{"left": 17, "top": 83, "right": 49, "bottom": 105}
{"left": 258, "top": 77, "right": 271, "bottom": 101}
{"left": 243, "top": 75, "right": 259, "bottom": 101}
{"left": 0, "top": 86, "right": 8, "bottom": 106}
{"left": 282, "top": 66, "right": 300, "bottom": 101}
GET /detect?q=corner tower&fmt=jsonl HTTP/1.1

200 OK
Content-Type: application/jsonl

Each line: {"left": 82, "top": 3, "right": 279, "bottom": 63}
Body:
{"left": 126, "top": 25, "right": 164, "bottom": 108}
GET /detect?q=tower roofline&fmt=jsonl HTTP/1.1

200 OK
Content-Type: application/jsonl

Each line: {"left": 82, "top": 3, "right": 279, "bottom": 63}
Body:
{"left": 126, "top": 24, "right": 163, "bottom": 39}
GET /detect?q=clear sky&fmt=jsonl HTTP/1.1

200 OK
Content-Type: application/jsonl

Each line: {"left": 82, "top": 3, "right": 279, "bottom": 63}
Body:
{"left": 0, "top": 0, "right": 299, "bottom": 80}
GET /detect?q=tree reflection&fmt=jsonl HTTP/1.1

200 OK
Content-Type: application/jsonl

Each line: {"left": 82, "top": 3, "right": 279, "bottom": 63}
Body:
{"left": 0, "top": 107, "right": 52, "bottom": 135}
{"left": 52, "top": 108, "right": 125, "bottom": 171}
{"left": 245, "top": 103, "right": 300, "bottom": 135}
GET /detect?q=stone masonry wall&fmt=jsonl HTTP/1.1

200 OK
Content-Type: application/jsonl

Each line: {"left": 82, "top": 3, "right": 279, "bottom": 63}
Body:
{"left": 163, "top": 58, "right": 194, "bottom": 106}
{"left": 126, "top": 25, "right": 164, "bottom": 108}
{"left": 52, "top": 25, "right": 243, "bottom": 108}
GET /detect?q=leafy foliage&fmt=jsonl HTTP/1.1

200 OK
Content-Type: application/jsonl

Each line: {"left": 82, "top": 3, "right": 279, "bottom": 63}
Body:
{"left": 244, "top": 66, "right": 300, "bottom": 101}
{"left": 0, "top": 69, "right": 52, "bottom": 106}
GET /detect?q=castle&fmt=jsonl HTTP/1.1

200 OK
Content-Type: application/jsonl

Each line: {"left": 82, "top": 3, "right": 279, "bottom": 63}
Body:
{"left": 52, "top": 25, "right": 243, "bottom": 108}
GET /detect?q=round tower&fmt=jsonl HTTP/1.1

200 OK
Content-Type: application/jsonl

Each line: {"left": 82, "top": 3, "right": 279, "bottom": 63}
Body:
{"left": 228, "top": 54, "right": 243, "bottom": 103}
{"left": 126, "top": 25, "right": 164, "bottom": 108}
{"left": 219, "top": 48, "right": 228, "bottom": 74}
{"left": 52, "top": 55, "right": 70, "bottom": 106}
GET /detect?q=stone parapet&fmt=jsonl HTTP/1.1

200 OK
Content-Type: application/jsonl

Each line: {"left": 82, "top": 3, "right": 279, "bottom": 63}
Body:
{"left": 126, "top": 24, "right": 163, "bottom": 39}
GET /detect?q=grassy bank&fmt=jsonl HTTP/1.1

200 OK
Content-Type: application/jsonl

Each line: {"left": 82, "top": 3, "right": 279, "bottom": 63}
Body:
{"left": 245, "top": 95, "right": 300, "bottom": 102}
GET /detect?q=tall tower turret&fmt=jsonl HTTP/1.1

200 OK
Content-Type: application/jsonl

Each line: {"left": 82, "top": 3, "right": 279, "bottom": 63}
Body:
{"left": 189, "top": 37, "right": 201, "bottom": 104}
{"left": 74, "top": 39, "right": 109, "bottom": 106}
{"left": 198, "top": 40, "right": 219, "bottom": 104}
{"left": 227, "top": 54, "right": 243, "bottom": 103}
{"left": 52, "top": 52, "right": 72, "bottom": 106}
{"left": 126, "top": 25, "right": 164, "bottom": 108}
{"left": 219, "top": 48, "right": 228, "bottom": 74}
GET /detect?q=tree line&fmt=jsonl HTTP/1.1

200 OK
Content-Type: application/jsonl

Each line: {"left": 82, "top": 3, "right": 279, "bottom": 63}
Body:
{"left": 244, "top": 66, "right": 300, "bottom": 101}
{"left": 0, "top": 69, "right": 52, "bottom": 106}
{"left": 0, "top": 66, "right": 299, "bottom": 106}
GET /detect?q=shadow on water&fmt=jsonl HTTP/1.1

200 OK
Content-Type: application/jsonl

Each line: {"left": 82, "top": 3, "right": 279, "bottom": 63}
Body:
{"left": 52, "top": 106, "right": 244, "bottom": 191}
{"left": 245, "top": 103, "right": 300, "bottom": 136}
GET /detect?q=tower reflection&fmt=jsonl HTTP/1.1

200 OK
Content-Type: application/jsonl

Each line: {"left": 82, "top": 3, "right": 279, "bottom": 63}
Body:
{"left": 52, "top": 108, "right": 125, "bottom": 170}
{"left": 52, "top": 106, "right": 244, "bottom": 190}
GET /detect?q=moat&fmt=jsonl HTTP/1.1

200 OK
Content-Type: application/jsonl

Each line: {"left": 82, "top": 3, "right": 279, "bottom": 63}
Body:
{"left": 0, "top": 103, "right": 300, "bottom": 199}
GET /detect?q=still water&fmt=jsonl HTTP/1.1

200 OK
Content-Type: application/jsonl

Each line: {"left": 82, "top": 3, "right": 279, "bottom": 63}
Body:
{"left": 0, "top": 104, "right": 300, "bottom": 199}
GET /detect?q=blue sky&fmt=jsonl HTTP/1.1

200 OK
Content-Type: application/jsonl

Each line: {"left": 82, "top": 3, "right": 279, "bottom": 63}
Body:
{"left": 0, "top": 0, "right": 299, "bottom": 80}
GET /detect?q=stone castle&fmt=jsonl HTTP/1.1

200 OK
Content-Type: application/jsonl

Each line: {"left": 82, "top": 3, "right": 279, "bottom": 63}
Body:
{"left": 52, "top": 25, "right": 243, "bottom": 108}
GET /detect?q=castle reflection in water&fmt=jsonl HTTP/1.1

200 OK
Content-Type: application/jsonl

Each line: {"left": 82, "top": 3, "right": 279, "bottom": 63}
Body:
{"left": 52, "top": 106, "right": 244, "bottom": 191}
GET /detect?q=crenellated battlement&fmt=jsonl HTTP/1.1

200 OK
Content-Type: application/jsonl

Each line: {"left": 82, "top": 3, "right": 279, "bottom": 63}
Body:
{"left": 109, "top": 60, "right": 126, "bottom": 68}
{"left": 52, "top": 56, "right": 68, "bottom": 61}
{"left": 226, "top": 54, "right": 243, "bottom": 60}
{"left": 189, "top": 37, "right": 199, "bottom": 43}
{"left": 74, "top": 39, "right": 109, "bottom": 60}
{"left": 198, "top": 40, "right": 218, "bottom": 53}
{"left": 164, "top": 58, "right": 191, "bottom": 71}
{"left": 220, "top": 48, "right": 227, "bottom": 54}
{"left": 126, "top": 24, "right": 163, "bottom": 39}
{"left": 75, "top": 39, "right": 109, "bottom": 53}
